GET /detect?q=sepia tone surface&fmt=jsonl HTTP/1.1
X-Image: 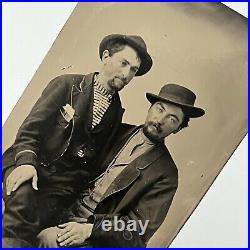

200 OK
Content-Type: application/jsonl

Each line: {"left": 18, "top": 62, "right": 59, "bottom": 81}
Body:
{"left": 2, "top": 2, "right": 247, "bottom": 247}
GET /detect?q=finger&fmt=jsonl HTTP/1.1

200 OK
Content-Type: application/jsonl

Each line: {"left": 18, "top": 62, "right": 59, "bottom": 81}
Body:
{"left": 59, "top": 236, "right": 76, "bottom": 247}
{"left": 57, "top": 225, "right": 73, "bottom": 238}
{"left": 68, "top": 234, "right": 88, "bottom": 247}
{"left": 6, "top": 176, "right": 19, "bottom": 195}
{"left": 57, "top": 231, "right": 72, "bottom": 243}
{"left": 6, "top": 174, "right": 14, "bottom": 194}
{"left": 12, "top": 177, "right": 25, "bottom": 192}
{"left": 67, "top": 238, "right": 79, "bottom": 247}
{"left": 32, "top": 173, "right": 38, "bottom": 190}
{"left": 6, "top": 179, "right": 13, "bottom": 195}
{"left": 6, "top": 175, "right": 10, "bottom": 187}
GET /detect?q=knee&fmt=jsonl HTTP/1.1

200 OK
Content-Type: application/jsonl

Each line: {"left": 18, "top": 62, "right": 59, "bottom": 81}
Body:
{"left": 4, "top": 179, "right": 36, "bottom": 202}
{"left": 3, "top": 184, "right": 37, "bottom": 216}
{"left": 37, "top": 227, "right": 59, "bottom": 248}
{"left": 3, "top": 167, "right": 36, "bottom": 203}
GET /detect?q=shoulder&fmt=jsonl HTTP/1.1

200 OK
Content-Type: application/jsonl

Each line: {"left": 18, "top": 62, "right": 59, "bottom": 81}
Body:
{"left": 156, "top": 145, "right": 179, "bottom": 181}
{"left": 42, "top": 74, "right": 86, "bottom": 94}
{"left": 117, "top": 123, "right": 137, "bottom": 136}
{"left": 50, "top": 74, "right": 85, "bottom": 86}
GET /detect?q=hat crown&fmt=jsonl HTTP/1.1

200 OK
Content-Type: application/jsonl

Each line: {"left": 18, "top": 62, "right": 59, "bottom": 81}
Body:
{"left": 124, "top": 35, "right": 147, "bottom": 51}
{"left": 159, "top": 84, "right": 196, "bottom": 106}
{"left": 146, "top": 83, "right": 205, "bottom": 118}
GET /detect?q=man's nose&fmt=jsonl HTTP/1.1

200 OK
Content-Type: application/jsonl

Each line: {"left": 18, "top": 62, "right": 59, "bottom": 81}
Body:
{"left": 157, "top": 115, "right": 166, "bottom": 125}
{"left": 121, "top": 66, "right": 131, "bottom": 79}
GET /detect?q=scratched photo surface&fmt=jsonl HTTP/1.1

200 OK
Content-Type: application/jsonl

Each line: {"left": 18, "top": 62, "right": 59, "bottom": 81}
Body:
{"left": 2, "top": 2, "right": 247, "bottom": 247}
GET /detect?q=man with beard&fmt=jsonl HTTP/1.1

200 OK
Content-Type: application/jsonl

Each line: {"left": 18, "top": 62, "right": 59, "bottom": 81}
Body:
{"left": 37, "top": 83, "right": 205, "bottom": 248}
{"left": 2, "top": 34, "right": 153, "bottom": 247}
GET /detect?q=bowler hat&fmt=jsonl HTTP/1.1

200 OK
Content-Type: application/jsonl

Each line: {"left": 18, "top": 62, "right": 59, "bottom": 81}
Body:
{"left": 99, "top": 34, "right": 153, "bottom": 76}
{"left": 146, "top": 84, "right": 205, "bottom": 118}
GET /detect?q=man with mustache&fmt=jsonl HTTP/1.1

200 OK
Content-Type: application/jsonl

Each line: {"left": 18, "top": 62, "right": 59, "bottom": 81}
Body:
{"left": 2, "top": 34, "right": 152, "bottom": 247}
{"left": 37, "top": 83, "right": 205, "bottom": 248}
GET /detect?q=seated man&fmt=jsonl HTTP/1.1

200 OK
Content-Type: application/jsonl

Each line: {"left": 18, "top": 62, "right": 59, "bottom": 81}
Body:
{"left": 2, "top": 34, "right": 152, "bottom": 247}
{"left": 37, "top": 83, "right": 205, "bottom": 248}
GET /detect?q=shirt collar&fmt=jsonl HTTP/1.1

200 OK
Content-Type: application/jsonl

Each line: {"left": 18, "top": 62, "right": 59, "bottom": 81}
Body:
{"left": 138, "top": 128, "right": 156, "bottom": 146}
{"left": 94, "top": 73, "right": 115, "bottom": 99}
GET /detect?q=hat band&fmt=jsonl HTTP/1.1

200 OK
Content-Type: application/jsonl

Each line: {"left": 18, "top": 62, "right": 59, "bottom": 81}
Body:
{"left": 159, "top": 93, "right": 195, "bottom": 106}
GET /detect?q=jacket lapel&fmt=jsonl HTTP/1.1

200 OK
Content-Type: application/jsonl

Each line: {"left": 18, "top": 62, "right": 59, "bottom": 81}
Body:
{"left": 71, "top": 73, "right": 95, "bottom": 133}
{"left": 100, "top": 143, "right": 166, "bottom": 202}
{"left": 91, "top": 94, "right": 122, "bottom": 134}
{"left": 99, "top": 126, "right": 140, "bottom": 171}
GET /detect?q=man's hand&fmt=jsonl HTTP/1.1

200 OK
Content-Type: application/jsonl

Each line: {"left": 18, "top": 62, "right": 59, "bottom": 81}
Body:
{"left": 6, "top": 165, "right": 38, "bottom": 195}
{"left": 57, "top": 221, "right": 93, "bottom": 247}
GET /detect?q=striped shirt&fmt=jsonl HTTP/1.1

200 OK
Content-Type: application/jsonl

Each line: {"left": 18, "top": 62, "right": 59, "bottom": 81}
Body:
{"left": 92, "top": 76, "right": 113, "bottom": 129}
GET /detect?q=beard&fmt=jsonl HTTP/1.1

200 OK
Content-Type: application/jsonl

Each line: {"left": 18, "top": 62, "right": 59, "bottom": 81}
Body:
{"left": 108, "top": 77, "right": 127, "bottom": 92}
{"left": 142, "top": 122, "right": 164, "bottom": 144}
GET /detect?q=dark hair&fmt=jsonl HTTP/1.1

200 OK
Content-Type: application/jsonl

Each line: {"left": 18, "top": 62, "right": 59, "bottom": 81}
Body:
{"left": 104, "top": 39, "right": 127, "bottom": 57}
{"left": 179, "top": 113, "right": 190, "bottom": 130}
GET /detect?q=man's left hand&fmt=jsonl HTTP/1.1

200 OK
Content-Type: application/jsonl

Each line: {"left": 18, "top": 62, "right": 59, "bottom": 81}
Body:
{"left": 57, "top": 222, "right": 93, "bottom": 247}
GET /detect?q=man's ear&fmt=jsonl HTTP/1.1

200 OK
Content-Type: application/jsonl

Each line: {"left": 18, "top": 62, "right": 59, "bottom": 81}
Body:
{"left": 101, "top": 50, "right": 110, "bottom": 62}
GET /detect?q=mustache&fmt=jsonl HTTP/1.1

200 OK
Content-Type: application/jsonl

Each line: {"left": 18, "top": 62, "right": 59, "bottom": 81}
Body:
{"left": 148, "top": 121, "right": 162, "bottom": 133}
{"left": 115, "top": 76, "right": 127, "bottom": 84}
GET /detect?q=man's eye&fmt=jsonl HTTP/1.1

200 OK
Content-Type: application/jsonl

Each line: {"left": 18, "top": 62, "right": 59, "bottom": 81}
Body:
{"left": 157, "top": 107, "right": 163, "bottom": 112}
{"left": 121, "top": 61, "right": 127, "bottom": 66}
{"left": 131, "top": 68, "right": 138, "bottom": 73}
{"left": 170, "top": 117, "right": 177, "bottom": 123}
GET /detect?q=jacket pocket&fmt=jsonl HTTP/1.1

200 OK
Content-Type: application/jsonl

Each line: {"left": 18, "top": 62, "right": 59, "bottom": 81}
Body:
{"left": 56, "top": 109, "right": 71, "bottom": 128}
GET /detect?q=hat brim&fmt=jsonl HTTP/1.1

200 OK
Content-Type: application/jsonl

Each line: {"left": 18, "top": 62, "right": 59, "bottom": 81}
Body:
{"left": 99, "top": 34, "right": 153, "bottom": 76}
{"left": 146, "top": 93, "right": 205, "bottom": 118}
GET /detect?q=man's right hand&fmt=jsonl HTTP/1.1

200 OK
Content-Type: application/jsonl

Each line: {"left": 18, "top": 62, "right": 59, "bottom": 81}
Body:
{"left": 6, "top": 165, "right": 38, "bottom": 195}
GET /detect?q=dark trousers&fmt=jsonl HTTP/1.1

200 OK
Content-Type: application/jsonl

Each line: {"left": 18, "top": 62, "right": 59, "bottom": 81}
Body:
{"left": 2, "top": 166, "right": 75, "bottom": 248}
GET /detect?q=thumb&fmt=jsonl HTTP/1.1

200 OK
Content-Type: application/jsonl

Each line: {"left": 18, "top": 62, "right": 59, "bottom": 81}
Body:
{"left": 32, "top": 172, "right": 38, "bottom": 190}
{"left": 58, "top": 223, "right": 68, "bottom": 228}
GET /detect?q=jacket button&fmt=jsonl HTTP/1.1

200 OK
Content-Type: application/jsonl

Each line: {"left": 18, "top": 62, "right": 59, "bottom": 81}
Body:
{"left": 77, "top": 150, "right": 85, "bottom": 158}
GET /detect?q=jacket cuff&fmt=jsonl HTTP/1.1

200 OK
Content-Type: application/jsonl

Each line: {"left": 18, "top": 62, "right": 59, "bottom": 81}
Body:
{"left": 15, "top": 151, "right": 38, "bottom": 168}
{"left": 87, "top": 214, "right": 114, "bottom": 225}
{"left": 87, "top": 215, "right": 96, "bottom": 224}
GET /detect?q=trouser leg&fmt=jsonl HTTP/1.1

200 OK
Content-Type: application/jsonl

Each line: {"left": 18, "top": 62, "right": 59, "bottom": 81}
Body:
{"left": 2, "top": 166, "right": 40, "bottom": 247}
{"left": 2, "top": 166, "right": 71, "bottom": 247}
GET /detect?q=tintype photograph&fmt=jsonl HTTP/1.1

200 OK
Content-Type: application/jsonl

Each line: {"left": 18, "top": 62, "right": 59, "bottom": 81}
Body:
{"left": 2, "top": 2, "right": 247, "bottom": 248}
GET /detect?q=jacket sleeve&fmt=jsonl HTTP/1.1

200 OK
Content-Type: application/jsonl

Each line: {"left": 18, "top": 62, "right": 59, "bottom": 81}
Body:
{"left": 12, "top": 75, "right": 71, "bottom": 168}
{"left": 88, "top": 175, "right": 178, "bottom": 248}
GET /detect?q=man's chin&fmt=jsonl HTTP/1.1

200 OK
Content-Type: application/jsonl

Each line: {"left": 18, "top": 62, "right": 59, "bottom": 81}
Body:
{"left": 143, "top": 127, "right": 161, "bottom": 144}
{"left": 115, "top": 85, "right": 124, "bottom": 92}
{"left": 110, "top": 83, "right": 123, "bottom": 92}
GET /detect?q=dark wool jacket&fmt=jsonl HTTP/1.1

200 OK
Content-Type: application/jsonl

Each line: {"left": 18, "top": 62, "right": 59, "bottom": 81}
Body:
{"left": 84, "top": 125, "right": 179, "bottom": 248}
{"left": 2, "top": 73, "right": 124, "bottom": 183}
